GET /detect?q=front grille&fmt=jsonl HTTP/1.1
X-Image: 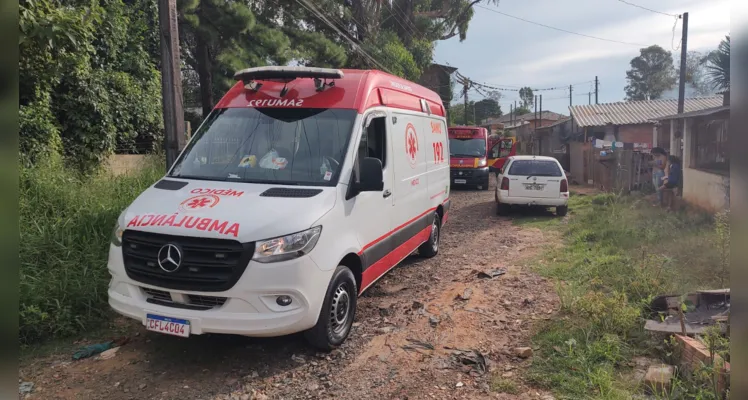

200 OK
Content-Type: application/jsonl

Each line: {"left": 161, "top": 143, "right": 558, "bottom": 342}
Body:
{"left": 143, "top": 288, "right": 171, "bottom": 302}
{"left": 141, "top": 287, "right": 228, "bottom": 310}
{"left": 123, "top": 230, "right": 254, "bottom": 292}
{"left": 451, "top": 169, "right": 475, "bottom": 177}
{"left": 187, "top": 295, "right": 227, "bottom": 308}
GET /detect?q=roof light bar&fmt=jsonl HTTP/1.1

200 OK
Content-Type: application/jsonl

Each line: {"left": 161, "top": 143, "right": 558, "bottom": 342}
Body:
{"left": 234, "top": 66, "right": 345, "bottom": 83}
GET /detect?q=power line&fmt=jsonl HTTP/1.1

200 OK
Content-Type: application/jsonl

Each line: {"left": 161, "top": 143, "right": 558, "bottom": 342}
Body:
{"left": 294, "top": 0, "right": 391, "bottom": 72}
{"left": 475, "top": 5, "right": 648, "bottom": 47}
{"left": 616, "top": 0, "right": 679, "bottom": 17}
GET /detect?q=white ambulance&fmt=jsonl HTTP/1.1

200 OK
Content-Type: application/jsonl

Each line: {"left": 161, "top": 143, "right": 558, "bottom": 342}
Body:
{"left": 107, "top": 67, "right": 451, "bottom": 349}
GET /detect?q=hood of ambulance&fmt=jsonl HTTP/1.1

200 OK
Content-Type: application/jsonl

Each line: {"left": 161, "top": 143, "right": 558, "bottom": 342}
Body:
{"left": 120, "top": 179, "right": 336, "bottom": 243}
{"left": 449, "top": 156, "right": 485, "bottom": 168}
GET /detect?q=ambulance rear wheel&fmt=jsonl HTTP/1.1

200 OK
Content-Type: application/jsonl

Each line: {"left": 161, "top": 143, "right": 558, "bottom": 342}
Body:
{"left": 304, "top": 265, "right": 357, "bottom": 351}
{"left": 418, "top": 212, "right": 441, "bottom": 258}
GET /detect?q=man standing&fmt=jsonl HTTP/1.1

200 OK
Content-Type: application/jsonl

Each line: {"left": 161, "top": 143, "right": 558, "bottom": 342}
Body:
{"left": 651, "top": 147, "right": 668, "bottom": 206}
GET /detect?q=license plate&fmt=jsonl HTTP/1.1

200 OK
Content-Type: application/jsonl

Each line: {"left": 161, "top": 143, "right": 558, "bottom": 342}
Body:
{"left": 524, "top": 184, "right": 545, "bottom": 190}
{"left": 146, "top": 314, "right": 190, "bottom": 337}
{"left": 454, "top": 179, "right": 467, "bottom": 184}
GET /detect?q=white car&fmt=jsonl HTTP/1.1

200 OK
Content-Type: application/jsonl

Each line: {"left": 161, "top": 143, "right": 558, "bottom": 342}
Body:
{"left": 494, "top": 155, "right": 569, "bottom": 216}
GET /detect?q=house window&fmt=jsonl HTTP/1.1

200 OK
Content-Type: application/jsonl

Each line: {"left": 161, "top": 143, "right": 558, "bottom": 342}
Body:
{"left": 691, "top": 116, "right": 728, "bottom": 175}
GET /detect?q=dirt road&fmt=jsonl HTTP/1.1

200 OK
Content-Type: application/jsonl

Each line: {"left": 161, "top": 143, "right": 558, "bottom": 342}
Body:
{"left": 20, "top": 185, "right": 560, "bottom": 400}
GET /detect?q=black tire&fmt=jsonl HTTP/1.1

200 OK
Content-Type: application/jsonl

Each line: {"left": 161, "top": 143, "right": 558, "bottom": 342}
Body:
{"left": 496, "top": 200, "right": 510, "bottom": 216}
{"left": 418, "top": 212, "right": 441, "bottom": 258}
{"left": 304, "top": 266, "right": 357, "bottom": 351}
{"left": 482, "top": 178, "right": 490, "bottom": 190}
{"left": 556, "top": 205, "right": 568, "bottom": 217}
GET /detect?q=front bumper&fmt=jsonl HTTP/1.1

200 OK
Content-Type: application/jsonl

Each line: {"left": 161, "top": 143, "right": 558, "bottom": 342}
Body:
{"left": 450, "top": 167, "right": 490, "bottom": 185}
{"left": 107, "top": 244, "right": 331, "bottom": 337}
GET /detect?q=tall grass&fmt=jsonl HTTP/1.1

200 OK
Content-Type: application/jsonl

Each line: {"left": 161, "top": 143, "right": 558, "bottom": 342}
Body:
{"left": 528, "top": 193, "right": 727, "bottom": 399}
{"left": 19, "top": 156, "right": 164, "bottom": 343}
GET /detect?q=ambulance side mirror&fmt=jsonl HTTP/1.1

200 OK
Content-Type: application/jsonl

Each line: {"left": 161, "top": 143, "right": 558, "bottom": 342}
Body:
{"left": 356, "top": 157, "right": 384, "bottom": 192}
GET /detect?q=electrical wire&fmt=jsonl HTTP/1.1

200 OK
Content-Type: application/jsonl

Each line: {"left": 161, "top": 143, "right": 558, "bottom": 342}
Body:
{"left": 615, "top": 0, "right": 678, "bottom": 17}
{"left": 476, "top": 5, "right": 648, "bottom": 47}
{"left": 294, "top": 0, "right": 391, "bottom": 72}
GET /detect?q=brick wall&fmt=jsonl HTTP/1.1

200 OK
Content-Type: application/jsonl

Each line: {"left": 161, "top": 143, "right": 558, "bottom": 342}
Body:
{"left": 675, "top": 334, "right": 729, "bottom": 394}
{"left": 618, "top": 123, "right": 655, "bottom": 146}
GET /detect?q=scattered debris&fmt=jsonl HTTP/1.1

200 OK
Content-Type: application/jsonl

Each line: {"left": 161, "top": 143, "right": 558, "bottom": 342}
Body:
{"left": 522, "top": 296, "right": 535, "bottom": 306}
{"left": 455, "top": 381, "right": 464, "bottom": 388}
{"left": 402, "top": 338, "right": 435, "bottom": 352}
{"left": 98, "top": 346, "right": 120, "bottom": 360}
{"left": 19, "top": 382, "right": 34, "bottom": 395}
{"left": 477, "top": 268, "right": 507, "bottom": 279}
{"left": 291, "top": 354, "right": 306, "bottom": 364}
{"left": 455, "top": 288, "right": 473, "bottom": 301}
{"left": 382, "top": 284, "right": 408, "bottom": 295}
{"left": 449, "top": 348, "right": 488, "bottom": 375}
{"left": 644, "top": 364, "right": 674, "bottom": 394}
{"left": 513, "top": 347, "right": 533, "bottom": 358}
{"left": 429, "top": 316, "right": 440, "bottom": 327}
{"left": 645, "top": 289, "right": 729, "bottom": 334}
{"left": 72, "top": 337, "right": 129, "bottom": 360}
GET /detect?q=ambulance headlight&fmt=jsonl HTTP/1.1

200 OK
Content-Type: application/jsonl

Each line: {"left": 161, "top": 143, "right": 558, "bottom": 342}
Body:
{"left": 477, "top": 158, "right": 487, "bottom": 167}
{"left": 253, "top": 226, "right": 322, "bottom": 263}
{"left": 111, "top": 222, "right": 124, "bottom": 247}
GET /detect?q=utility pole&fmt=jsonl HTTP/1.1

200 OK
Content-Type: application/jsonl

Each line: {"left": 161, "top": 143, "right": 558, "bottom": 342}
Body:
{"left": 514, "top": 100, "right": 517, "bottom": 125}
{"left": 539, "top": 94, "right": 543, "bottom": 125}
{"left": 534, "top": 95, "right": 538, "bottom": 129}
{"left": 594, "top": 76, "right": 599, "bottom": 104}
{"left": 569, "top": 85, "right": 573, "bottom": 107}
{"left": 677, "top": 13, "right": 689, "bottom": 117}
{"left": 159, "top": 0, "right": 186, "bottom": 171}
{"left": 510, "top": 103, "right": 513, "bottom": 127}
{"left": 588, "top": 92, "right": 591, "bottom": 105}
{"left": 462, "top": 78, "right": 470, "bottom": 126}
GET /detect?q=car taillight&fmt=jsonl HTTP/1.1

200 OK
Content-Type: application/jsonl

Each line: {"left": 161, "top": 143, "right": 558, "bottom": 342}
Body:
{"left": 560, "top": 179, "right": 568, "bottom": 192}
{"left": 500, "top": 177, "right": 509, "bottom": 190}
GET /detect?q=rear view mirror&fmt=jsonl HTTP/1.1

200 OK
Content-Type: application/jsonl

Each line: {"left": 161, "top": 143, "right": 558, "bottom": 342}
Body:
{"left": 355, "top": 157, "right": 384, "bottom": 192}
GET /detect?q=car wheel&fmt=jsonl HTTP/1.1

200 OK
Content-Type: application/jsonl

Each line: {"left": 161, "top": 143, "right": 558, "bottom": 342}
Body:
{"left": 482, "top": 178, "right": 490, "bottom": 190}
{"left": 496, "top": 200, "right": 510, "bottom": 216}
{"left": 304, "top": 265, "right": 357, "bottom": 351}
{"left": 556, "top": 205, "right": 568, "bottom": 217}
{"left": 418, "top": 212, "right": 441, "bottom": 258}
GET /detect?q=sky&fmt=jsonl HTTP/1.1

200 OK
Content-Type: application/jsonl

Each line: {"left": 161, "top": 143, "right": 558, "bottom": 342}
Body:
{"left": 434, "top": 0, "right": 730, "bottom": 115}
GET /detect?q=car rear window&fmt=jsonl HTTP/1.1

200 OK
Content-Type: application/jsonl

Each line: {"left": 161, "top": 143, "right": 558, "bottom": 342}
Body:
{"left": 507, "top": 160, "right": 562, "bottom": 177}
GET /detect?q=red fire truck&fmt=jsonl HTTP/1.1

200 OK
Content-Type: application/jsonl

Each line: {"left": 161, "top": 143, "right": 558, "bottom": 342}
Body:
{"left": 448, "top": 126, "right": 517, "bottom": 189}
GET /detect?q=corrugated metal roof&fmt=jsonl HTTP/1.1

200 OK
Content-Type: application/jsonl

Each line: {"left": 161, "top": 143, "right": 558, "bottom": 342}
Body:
{"left": 569, "top": 96, "right": 723, "bottom": 127}
{"left": 651, "top": 105, "right": 729, "bottom": 121}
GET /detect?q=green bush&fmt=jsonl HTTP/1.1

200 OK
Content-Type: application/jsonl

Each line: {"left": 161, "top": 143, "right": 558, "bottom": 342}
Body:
{"left": 19, "top": 156, "right": 163, "bottom": 343}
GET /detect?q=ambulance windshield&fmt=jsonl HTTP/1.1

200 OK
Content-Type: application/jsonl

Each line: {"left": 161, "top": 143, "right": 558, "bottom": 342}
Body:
{"left": 449, "top": 138, "right": 486, "bottom": 158}
{"left": 170, "top": 108, "right": 356, "bottom": 186}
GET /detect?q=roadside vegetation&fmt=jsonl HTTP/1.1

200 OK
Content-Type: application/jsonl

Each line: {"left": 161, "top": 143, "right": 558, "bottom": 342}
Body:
{"left": 525, "top": 192, "right": 729, "bottom": 399}
{"left": 19, "top": 155, "right": 163, "bottom": 344}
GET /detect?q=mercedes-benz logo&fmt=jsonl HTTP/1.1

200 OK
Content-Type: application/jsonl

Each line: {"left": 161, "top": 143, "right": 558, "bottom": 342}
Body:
{"left": 157, "top": 243, "right": 182, "bottom": 273}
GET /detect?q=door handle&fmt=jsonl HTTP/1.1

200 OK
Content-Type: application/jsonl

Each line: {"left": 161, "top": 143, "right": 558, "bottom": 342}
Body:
{"left": 383, "top": 189, "right": 392, "bottom": 198}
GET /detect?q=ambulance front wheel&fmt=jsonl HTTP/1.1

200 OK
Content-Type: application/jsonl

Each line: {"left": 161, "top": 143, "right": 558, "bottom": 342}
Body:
{"left": 418, "top": 212, "right": 441, "bottom": 258}
{"left": 304, "top": 265, "right": 357, "bottom": 351}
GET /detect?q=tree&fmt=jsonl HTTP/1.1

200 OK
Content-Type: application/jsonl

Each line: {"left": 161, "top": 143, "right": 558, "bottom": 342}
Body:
{"left": 705, "top": 35, "right": 730, "bottom": 92}
{"left": 448, "top": 102, "right": 474, "bottom": 126}
{"left": 474, "top": 98, "right": 501, "bottom": 124}
{"left": 514, "top": 105, "right": 531, "bottom": 115}
{"left": 19, "top": 0, "right": 164, "bottom": 170}
{"left": 680, "top": 51, "right": 713, "bottom": 96}
{"left": 519, "top": 87, "right": 534, "bottom": 108}
{"left": 624, "top": 45, "right": 676, "bottom": 101}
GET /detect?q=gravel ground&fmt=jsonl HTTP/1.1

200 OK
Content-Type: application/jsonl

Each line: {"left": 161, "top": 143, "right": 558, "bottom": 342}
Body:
{"left": 20, "top": 183, "right": 561, "bottom": 400}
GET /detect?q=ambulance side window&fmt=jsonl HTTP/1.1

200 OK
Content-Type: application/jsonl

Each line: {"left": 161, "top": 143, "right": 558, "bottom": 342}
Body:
{"left": 359, "top": 117, "right": 387, "bottom": 169}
